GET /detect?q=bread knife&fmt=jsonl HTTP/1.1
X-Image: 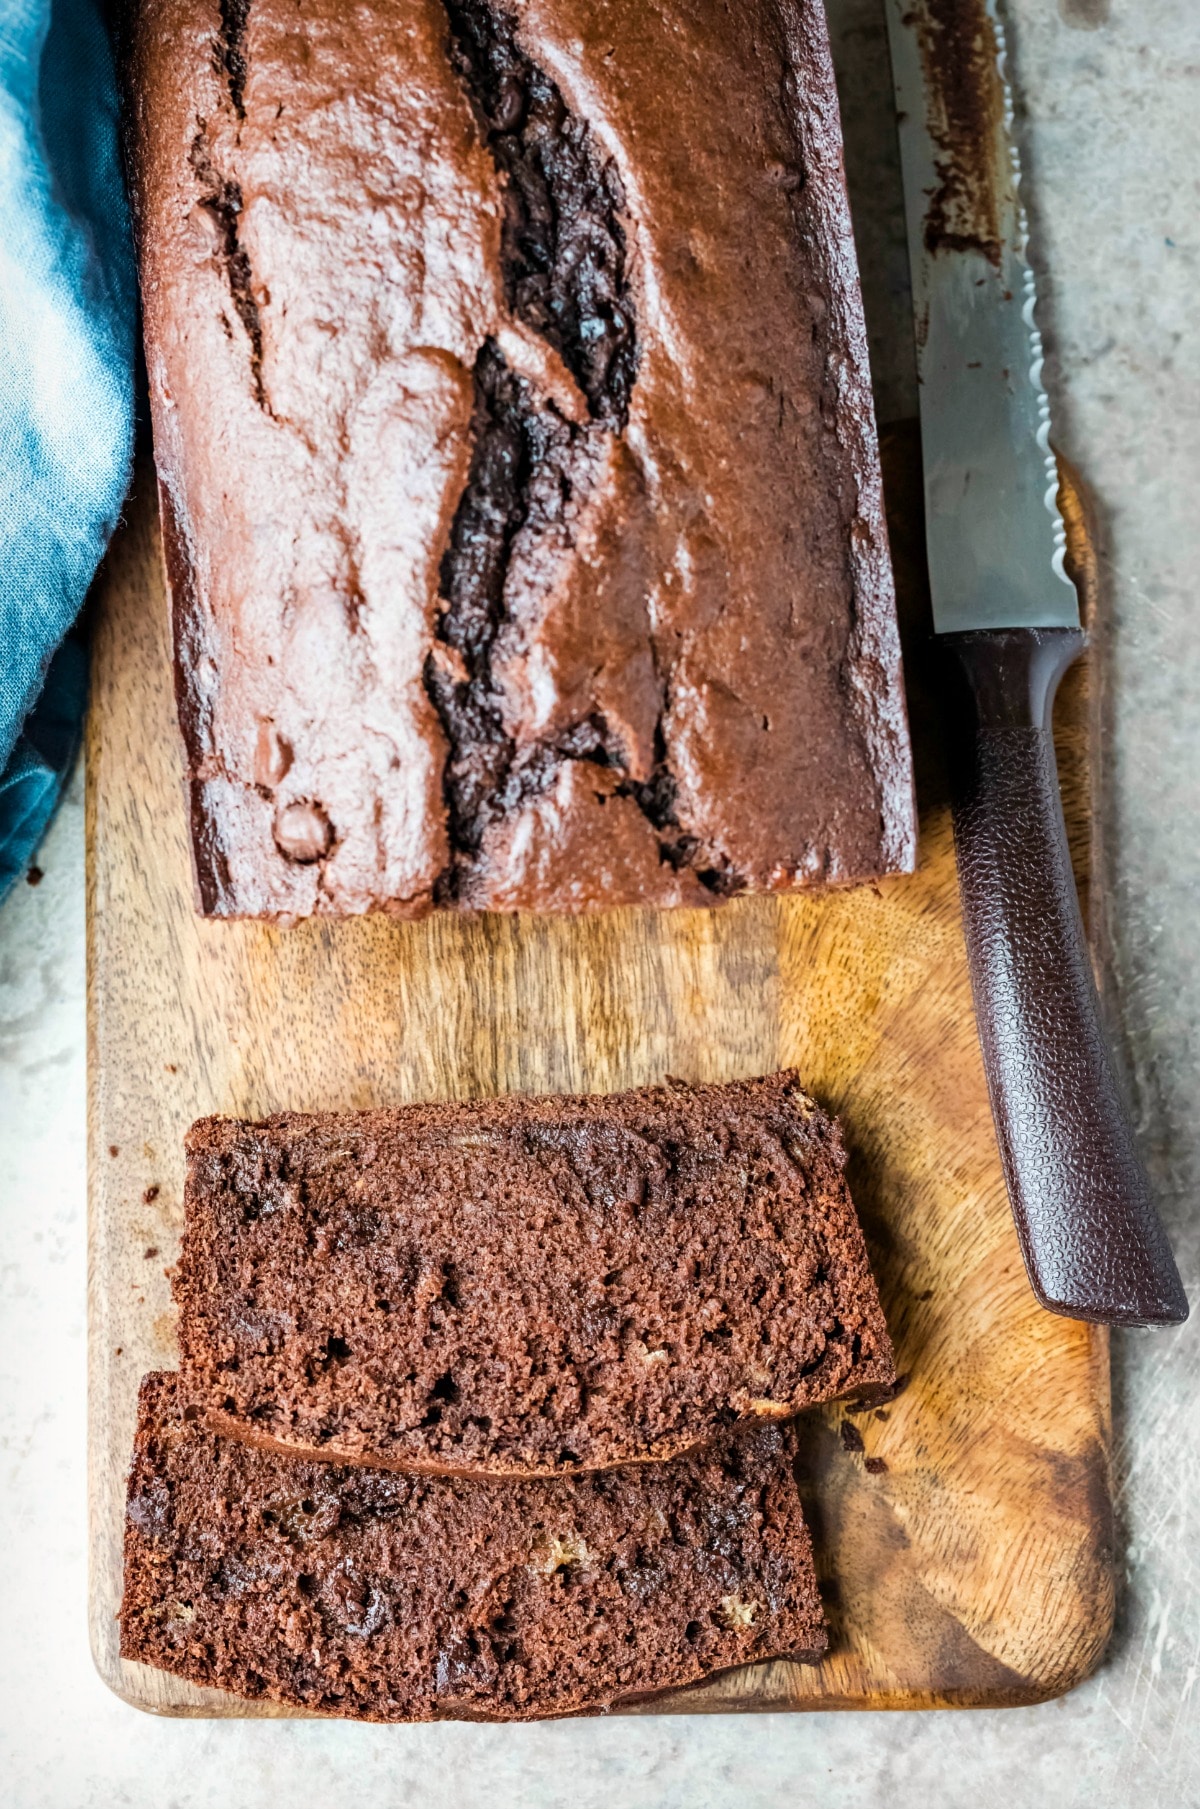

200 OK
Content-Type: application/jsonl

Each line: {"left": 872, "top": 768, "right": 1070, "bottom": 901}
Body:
{"left": 884, "top": 0, "right": 1188, "bottom": 1324}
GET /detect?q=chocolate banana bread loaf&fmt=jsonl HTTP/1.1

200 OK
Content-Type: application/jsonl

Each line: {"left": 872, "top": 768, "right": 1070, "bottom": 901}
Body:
{"left": 125, "top": 0, "right": 914, "bottom": 917}
{"left": 176, "top": 1072, "right": 894, "bottom": 1476}
{"left": 121, "top": 1373, "right": 827, "bottom": 1720}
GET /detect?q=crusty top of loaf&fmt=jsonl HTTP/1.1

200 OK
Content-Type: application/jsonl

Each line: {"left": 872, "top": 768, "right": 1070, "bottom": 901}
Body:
{"left": 126, "top": 0, "right": 915, "bottom": 916}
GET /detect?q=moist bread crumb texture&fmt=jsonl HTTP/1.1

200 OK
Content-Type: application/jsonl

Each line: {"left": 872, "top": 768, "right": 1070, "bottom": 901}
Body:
{"left": 120, "top": 1375, "right": 828, "bottom": 1721}
{"left": 175, "top": 1072, "right": 895, "bottom": 1475}
{"left": 127, "top": 0, "right": 915, "bottom": 918}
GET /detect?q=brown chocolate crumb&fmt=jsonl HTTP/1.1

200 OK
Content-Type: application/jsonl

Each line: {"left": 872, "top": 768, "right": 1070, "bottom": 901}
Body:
{"left": 109, "top": 1145, "right": 120, "bottom": 1158}
{"left": 26, "top": 866, "right": 43, "bottom": 886}
{"left": 143, "top": 1185, "right": 161, "bottom": 1204}
{"left": 144, "top": 1247, "right": 160, "bottom": 1261}
{"left": 840, "top": 1419, "right": 865, "bottom": 1454}
{"left": 874, "top": 1408, "right": 890, "bottom": 1422}
{"left": 857, "top": 1372, "right": 909, "bottom": 1405}
{"left": 165, "top": 1064, "right": 177, "bottom": 1074}
{"left": 864, "top": 1455, "right": 888, "bottom": 1475}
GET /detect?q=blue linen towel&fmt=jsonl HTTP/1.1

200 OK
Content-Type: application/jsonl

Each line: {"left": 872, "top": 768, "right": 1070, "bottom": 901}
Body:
{"left": 0, "top": 0, "right": 135, "bottom": 900}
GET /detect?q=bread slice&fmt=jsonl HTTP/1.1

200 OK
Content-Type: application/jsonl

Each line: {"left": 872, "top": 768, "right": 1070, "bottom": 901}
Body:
{"left": 176, "top": 1072, "right": 894, "bottom": 1476}
{"left": 120, "top": 1373, "right": 826, "bottom": 1721}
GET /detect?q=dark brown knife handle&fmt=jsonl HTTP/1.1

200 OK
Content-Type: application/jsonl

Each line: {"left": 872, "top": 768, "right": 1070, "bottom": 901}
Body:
{"left": 945, "top": 625, "right": 1188, "bottom": 1326}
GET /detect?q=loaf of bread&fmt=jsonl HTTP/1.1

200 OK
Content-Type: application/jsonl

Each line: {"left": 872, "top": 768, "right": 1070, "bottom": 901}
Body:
{"left": 121, "top": 1374, "right": 827, "bottom": 1720}
{"left": 125, "top": 0, "right": 914, "bottom": 917}
{"left": 176, "top": 1073, "right": 895, "bottom": 1475}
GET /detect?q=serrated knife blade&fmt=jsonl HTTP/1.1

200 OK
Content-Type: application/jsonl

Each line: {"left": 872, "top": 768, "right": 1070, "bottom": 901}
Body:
{"left": 885, "top": 0, "right": 1075, "bottom": 631}
{"left": 884, "top": 0, "right": 1188, "bottom": 1327}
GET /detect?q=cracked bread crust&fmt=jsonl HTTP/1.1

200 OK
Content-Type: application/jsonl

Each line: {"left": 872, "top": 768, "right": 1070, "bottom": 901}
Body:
{"left": 125, "top": 0, "right": 915, "bottom": 919}
{"left": 120, "top": 1374, "right": 827, "bottom": 1721}
{"left": 175, "top": 1072, "right": 895, "bottom": 1477}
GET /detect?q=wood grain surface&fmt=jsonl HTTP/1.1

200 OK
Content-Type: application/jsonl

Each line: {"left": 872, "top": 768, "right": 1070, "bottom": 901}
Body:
{"left": 87, "top": 426, "right": 1114, "bottom": 1716}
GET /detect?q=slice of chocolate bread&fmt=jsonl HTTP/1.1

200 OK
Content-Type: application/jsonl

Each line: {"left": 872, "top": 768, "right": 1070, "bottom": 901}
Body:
{"left": 176, "top": 1072, "right": 894, "bottom": 1477}
{"left": 121, "top": 1373, "right": 826, "bottom": 1721}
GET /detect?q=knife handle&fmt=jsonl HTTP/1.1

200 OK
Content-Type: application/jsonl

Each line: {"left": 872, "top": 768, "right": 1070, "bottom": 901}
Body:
{"left": 944, "top": 625, "right": 1188, "bottom": 1326}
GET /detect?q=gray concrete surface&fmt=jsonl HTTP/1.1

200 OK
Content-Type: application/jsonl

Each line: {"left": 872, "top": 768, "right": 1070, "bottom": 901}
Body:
{"left": 1, "top": 1, "right": 1197, "bottom": 1801}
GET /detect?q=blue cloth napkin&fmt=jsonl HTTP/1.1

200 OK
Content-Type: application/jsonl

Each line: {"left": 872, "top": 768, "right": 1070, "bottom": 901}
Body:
{"left": 0, "top": 0, "right": 135, "bottom": 900}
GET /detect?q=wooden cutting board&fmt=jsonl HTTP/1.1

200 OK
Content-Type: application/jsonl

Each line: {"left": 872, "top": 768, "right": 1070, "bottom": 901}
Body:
{"left": 87, "top": 426, "right": 1114, "bottom": 1716}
